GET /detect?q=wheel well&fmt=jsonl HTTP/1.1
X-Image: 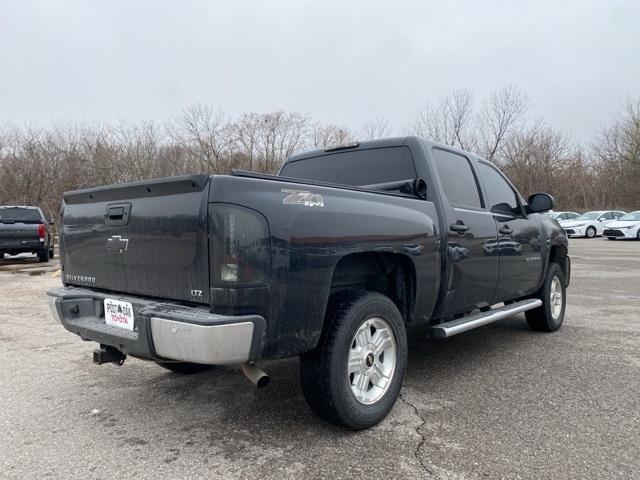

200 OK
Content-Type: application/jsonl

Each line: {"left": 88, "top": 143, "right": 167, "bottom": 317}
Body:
{"left": 549, "top": 245, "right": 568, "bottom": 274}
{"left": 328, "top": 252, "right": 416, "bottom": 322}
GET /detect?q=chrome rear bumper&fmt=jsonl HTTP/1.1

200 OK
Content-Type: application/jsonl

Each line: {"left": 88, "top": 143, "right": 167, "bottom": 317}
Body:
{"left": 47, "top": 287, "right": 265, "bottom": 365}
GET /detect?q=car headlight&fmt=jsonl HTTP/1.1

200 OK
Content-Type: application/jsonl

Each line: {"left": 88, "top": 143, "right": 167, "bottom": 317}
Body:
{"left": 209, "top": 204, "right": 271, "bottom": 286}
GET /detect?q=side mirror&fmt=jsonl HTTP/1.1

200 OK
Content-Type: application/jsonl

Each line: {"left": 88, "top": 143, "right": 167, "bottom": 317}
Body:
{"left": 598, "top": 218, "right": 606, "bottom": 222}
{"left": 527, "top": 193, "right": 554, "bottom": 213}
{"left": 49, "top": 220, "right": 56, "bottom": 226}
{"left": 413, "top": 178, "right": 427, "bottom": 200}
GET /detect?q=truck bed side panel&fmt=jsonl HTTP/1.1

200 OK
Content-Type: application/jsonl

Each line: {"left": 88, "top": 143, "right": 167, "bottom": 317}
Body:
{"left": 209, "top": 175, "right": 439, "bottom": 358}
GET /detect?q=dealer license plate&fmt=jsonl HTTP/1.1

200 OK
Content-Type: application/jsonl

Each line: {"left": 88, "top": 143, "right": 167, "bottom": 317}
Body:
{"left": 104, "top": 299, "right": 135, "bottom": 331}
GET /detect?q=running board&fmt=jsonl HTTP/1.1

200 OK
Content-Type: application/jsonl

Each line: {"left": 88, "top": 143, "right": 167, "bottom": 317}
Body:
{"left": 429, "top": 299, "right": 543, "bottom": 339}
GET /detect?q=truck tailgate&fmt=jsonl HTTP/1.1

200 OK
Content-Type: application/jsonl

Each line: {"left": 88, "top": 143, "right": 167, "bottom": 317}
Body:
{"left": 61, "top": 175, "right": 211, "bottom": 304}
{"left": 0, "top": 223, "right": 40, "bottom": 241}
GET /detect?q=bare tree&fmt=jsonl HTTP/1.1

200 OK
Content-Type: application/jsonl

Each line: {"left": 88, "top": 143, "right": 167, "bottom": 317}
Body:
{"left": 310, "top": 123, "right": 353, "bottom": 149}
{"left": 593, "top": 96, "right": 640, "bottom": 209}
{"left": 167, "top": 103, "right": 233, "bottom": 173}
{"left": 360, "top": 118, "right": 393, "bottom": 140}
{"left": 479, "top": 84, "right": 529, "bottom": 161}
{"left": 233, "top": 111, "right": 311, "bottom": 173}
{"left": 408, "top": 89, "right": 476, "bottom": 150}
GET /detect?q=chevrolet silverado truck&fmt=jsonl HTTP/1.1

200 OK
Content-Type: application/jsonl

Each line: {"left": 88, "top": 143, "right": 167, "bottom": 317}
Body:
{"left": 0, "top": 206, "right": 55, "bottom": 262}
{"left": 47, "top": 137, "right": 570, "bottom": 429}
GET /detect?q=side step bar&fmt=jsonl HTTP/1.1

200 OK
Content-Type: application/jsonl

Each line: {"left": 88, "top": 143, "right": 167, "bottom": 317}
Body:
{"left": 429, "top": 298, "right": 543, "bottom": 339}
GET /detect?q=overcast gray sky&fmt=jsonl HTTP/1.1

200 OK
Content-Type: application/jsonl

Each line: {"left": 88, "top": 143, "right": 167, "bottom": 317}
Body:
{"left": 1, "top": 0, "right": 638, "bottom": 143}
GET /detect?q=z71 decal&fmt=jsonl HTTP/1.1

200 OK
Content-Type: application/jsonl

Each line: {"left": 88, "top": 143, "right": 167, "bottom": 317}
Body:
{"left": 281, "top": 189, "right": 324, "bottom": 208}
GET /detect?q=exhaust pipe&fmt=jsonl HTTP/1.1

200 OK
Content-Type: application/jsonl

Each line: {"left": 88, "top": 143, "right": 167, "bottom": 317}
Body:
{"left": 242, "top": 362, "right": 270, "bottom": 388}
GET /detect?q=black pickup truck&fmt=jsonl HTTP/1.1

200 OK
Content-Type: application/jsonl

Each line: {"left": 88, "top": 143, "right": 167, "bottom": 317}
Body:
{"left": 47, "top": 137, "right": 569, "bottom": 429}
{"left": 0, "top": 206, "right": 55, "bottom": 262}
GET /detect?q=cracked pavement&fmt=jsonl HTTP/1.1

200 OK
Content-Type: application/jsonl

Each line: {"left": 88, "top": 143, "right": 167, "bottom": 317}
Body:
{"left": 1, "top": 239, "right": 639, "bottom": 479}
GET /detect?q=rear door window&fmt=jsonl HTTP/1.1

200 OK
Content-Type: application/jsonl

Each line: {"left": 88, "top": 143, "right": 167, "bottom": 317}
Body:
{"left": 431, "top": 148, "right": 482, "bottom": 209}
{"left": 280, "top": 147, "right": 417, "bottom": 186}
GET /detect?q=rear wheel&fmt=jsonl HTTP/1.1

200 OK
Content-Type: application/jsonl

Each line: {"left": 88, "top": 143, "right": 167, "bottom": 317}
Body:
{"left": 526, "top": 262, "right": 566, "bottom": 332}
{"left": 49, "top": 248, "right": 55, "bottom": 259}
{"left": 0, "top": 253, "right": 4, "bottom": 259}
{"left": 300, "top": 291, "right": 407, "bottom": 430}
{"left": 155, "top": 362, "right": 214, "bottom": 374}
{"left": 38, "top": 249, "right": 50, "bottom": 263}
{"left": 585, "top": 226, "right": 596, "bottom": 238}
{"left": 636, "top": 229, "right": 640, "bottom": 241}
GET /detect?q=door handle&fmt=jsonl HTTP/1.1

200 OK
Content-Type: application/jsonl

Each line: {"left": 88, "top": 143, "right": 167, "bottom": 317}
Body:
{"left": 449, "top": 222, "right": 470, "bottom": 233}
{"left": 499, "top": 225, "right": 513, "bottom": 235}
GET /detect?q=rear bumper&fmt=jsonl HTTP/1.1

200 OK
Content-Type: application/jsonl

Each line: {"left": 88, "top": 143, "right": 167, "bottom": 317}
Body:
{"left": 47, "top": 287, "right": 265, "bottom": 365}
{"left": 0, "top": 239, "right": 46, "bottom": 253}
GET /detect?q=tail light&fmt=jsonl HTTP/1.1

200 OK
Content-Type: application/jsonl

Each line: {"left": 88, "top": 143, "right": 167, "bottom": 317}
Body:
{"left": 38, "top": 223, "right": 46, "bottom": 240}
{"left": 210, "top": 204, "right": 270, "bottom": 286}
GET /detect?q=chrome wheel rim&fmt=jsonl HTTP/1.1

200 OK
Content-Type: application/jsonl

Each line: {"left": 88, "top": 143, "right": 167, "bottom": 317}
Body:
{"left": 587, "top": 227, "right": 595, "bottom": 238}
{"left": 550, "top": 276, "right": 563, "bottom": 320}
{"left": 348, "top": 317, "right": 397, "bottom": 405}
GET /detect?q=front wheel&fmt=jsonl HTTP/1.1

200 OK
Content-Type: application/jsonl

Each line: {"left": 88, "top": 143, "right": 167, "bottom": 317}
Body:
{"left": 300, "top": 291, "right": 407, "bottom": 430}
{"left": 526, "top": 262, "right": 566, "bottom": 332}
{"left": 585, "top": 226, "right": 596, "bottom": 238}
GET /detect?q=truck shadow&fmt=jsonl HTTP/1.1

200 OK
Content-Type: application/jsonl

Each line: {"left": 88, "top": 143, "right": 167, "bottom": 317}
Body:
{"left": 0, "top": 255, "right": 40, "bottom": 266}
{"left": 110, "top": 315, "right": 538, "bottom": 439}
{"left": 0, "top": 255, "right": 59, "bottom": 274}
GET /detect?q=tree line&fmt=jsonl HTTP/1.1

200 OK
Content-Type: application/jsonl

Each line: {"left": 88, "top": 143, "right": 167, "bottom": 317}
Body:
{"left": 1, "top": 85, "right": 638, "bottom": 220}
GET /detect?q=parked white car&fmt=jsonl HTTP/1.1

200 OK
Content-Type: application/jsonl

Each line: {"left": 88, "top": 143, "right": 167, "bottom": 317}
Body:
{"left": 559, "top": 210, "right": 626, "bottom": 238}
{"left": 602, "top": 211, "right": 640, "bottom": 240}
{"left": 548, "top": 211, "right": 580, "bottom": 221}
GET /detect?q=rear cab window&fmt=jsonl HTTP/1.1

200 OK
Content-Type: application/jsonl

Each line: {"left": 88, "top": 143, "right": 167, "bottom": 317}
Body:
{"left": 0, "top": 208, "right": 42, "bottom": 223}
{"left": 279, "top": 147, "right": 417, "bottom": 187}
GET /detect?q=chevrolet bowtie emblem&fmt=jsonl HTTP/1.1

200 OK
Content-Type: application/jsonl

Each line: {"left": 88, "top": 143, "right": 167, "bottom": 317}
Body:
{"left": 106, "top": 235, "right": 129, "bottom": 253}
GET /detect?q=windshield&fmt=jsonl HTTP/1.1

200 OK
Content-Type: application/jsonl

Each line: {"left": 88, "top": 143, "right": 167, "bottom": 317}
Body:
{"left": 619, "top": 212, "right": 640, "bottom": 221}
{"left": 0, "top": 207, "right": 41, "bottom": 223}
{"left": 574, "top": 212, "right": 600, "bottom": 220}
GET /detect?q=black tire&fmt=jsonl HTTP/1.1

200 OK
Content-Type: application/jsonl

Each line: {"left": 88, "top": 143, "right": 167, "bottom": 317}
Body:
{"left": 155, "top": 362, "right": 214, "bottom": 374}
{"left": 585, "top": 226, "right": 596, "bottom": 238}
{"left": 0, "top": 252, "right": 4, "bottom": 259}
{"left": 49, "top": 248, "right": 55, "bottom": 259}
{"left": 300, "top": 291, "right": 408, "bottom": 430}
{"left": 38, "top": 249, "right": 50, "bottom": 263}
{"left": 606, "top": 237, "right": 616, "bottom": 240}
{"left": 636, "top": 229, "right": 640, "bottom": 241}
{"left": 526, "top": 262, "right": 566, "bottom": 332}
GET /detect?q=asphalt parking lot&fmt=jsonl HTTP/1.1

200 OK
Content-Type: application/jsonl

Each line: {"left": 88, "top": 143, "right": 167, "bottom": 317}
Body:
{"left": 1, "top": 239, "right": 639, "bottom": 480}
